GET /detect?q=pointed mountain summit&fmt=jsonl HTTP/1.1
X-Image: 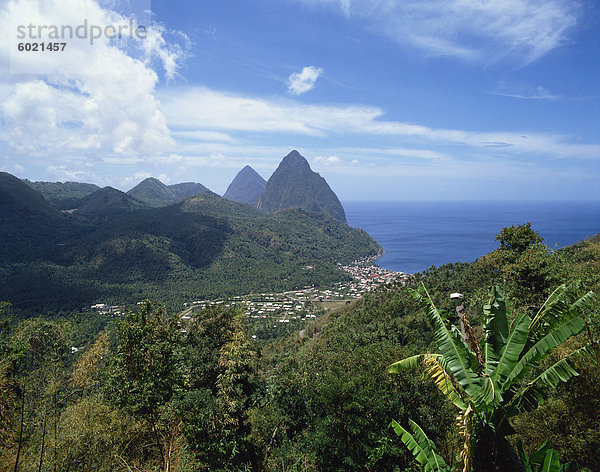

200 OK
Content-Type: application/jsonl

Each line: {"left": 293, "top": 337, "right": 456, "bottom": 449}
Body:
{"left": 169, "top": 182, "right": 209, "bottom": 199}
{"left": 127, "top": 177, "right": 179, "bottom": 207}
{"left": 223, "top": 165, "right": 267, "bottom": 205}
{"left": 255, "top": 150, "right": 347, "bottom": 224}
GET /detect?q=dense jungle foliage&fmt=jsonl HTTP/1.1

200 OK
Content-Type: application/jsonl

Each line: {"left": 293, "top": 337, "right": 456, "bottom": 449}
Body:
{"left": 0, "top": 225, "right": 598, "bottom": 471}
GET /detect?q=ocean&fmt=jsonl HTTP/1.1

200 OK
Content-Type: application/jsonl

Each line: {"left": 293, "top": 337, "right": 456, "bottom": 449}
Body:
{"left": 344, "top": 201, "right": 600, "bottom": 274}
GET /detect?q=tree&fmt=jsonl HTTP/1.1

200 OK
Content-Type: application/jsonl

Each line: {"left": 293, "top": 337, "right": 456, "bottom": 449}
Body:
{"left": 176, "top": 306, "right": 261, "bottom": 471}
{"left": 5, "top": 317, "right": 70, "bottom": 472}
{"left": 71, "top": 332, "right": 110, "bottom": 391}
{"left": 390, "top": 419, "right": 454, "bottom": 472}
{"left": 105, "top": 301, "right": 183, "bottom": 471}
{"left": 495, "top": 222, "right": 543, "bottom": 253}
{"left": 516, "top": 440, "right": 578, "bottom": 472}
{"left": 388, "top": 283, "right": 597, "bottom": 472}
{"left": 478, "top": 223, "right": 551, "bottom": 309}
{"left": 0, "top": 302, "right": 14, "bottom": 443}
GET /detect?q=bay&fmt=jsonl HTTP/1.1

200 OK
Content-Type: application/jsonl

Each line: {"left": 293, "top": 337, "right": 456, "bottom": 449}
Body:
{"left": 344, "top": 201, "right": 600, "bottom": 274}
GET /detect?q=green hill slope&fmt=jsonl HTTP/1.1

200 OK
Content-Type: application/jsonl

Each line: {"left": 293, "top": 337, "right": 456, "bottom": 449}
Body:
{"left": 256, "top": 227, "right": 600, "bottom": 471}
{"left": 169, "top": 182, "right": 210, "bottom": 199}
{"left": 126, "top": 177, "right": 179, "bottom": 207}
{"left": 74, "top": 187, "right": 150, "bottom": 220}
{"left": 0, "top": 173, "right": 380, "bottom": 314}
{"left": 23, "top": 179, "right": 100, "bottom": 209}
{"left": 0, "top": 172, "right": 76, "bottom": 264}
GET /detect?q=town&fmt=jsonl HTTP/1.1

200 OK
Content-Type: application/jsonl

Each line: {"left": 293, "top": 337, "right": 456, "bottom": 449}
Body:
{"left": 88, "top": 259, "right": 408, "bottom": 339}
{"left": 181, "top": 259, "right": 408, "bottom": 339}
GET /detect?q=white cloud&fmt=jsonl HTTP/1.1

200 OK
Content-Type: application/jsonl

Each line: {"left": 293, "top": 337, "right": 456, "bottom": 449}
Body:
{"left": 350, "top": 147, "right": 450, "bottom": 161}
{"left": 145, "top": 153, "right": 186, "bottom": 166}
{"left": 159, "top": 87, "right": 600, "bottom": 161}
{"left": 0, "top": 0, "right": 187, "bottom": 158}
{"left": 139, "top": 23, "right": 189, "bottom": 81}
{"left": 46, "top": 162, "right": 99, "bottom": 183}
{"left": 119, "top": 171, "right": 151, "bottom": 190}
{"left": 0, "top": 156, "right": 25, "bottom": 175}
{"left": 313, "top": 155, "right": 342, "bottom": 166}
{"left": 294, "top": 0, "right": 579, "bottom": 64}
{"left": 491, "top": 81, "right": 560, "bottom": 100}
{"left": 119, "top": 171, "right": 170, "bottom": 190}
{"left": 287, "top": 66, "right": 323, "bottom": 95}
{"left": 172, "top": 130, "right": 236, "bottom": 143}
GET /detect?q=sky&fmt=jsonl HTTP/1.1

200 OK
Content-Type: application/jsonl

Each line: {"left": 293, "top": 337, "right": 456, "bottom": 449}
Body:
{"left": 0, "top": 0, "right": 599, "bottom": 201}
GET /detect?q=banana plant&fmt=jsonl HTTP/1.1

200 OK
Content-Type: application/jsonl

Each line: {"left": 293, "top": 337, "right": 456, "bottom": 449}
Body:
{"left": 391, "top": 419, "right": 455, "bottom": 472}
{"left": 517, "top": 440, "right": 579, "bottom": 472}
{"left": 388, "top": 282, "right": 597, "bottom": 472}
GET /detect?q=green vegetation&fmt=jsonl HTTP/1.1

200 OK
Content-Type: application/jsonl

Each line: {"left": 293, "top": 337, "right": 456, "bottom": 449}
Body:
{"left": 0, "top": 217, "right": 598, "bottom": 471}
{"left": 74, "top": 186, "right": 150, "bottom": 220}
{"left": 126, "top": 177, "right": 182, "bottom": 207}
{"left": 126, "top": 177, "right": 209, "bottom": 207}
{"left": 389, "top": 283, "right": 596, "bottom": 471}
{"left": 168, "top": 181, "right": 209, "bottom": 199}
{"left": 0, "top": 175, "right": 380, "bottom": 316}
{"left": 23, "top": 179, "right": 100, "bottom": 209}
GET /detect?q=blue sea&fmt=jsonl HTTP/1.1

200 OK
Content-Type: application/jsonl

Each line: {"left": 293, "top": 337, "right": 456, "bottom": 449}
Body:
{"left": 344, "top": 201, "right": 600, "bottom": 274}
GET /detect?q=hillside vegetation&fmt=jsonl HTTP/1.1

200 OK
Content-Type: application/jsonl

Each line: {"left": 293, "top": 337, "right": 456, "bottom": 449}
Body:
{"left": 0, "top": 174, "right": 380, "bottom": 315}
{"left": 0, "top": 223, "right": 598, "bottom": 471}
{"left": 23, "top": 179, "right": 100, "bottom": 209}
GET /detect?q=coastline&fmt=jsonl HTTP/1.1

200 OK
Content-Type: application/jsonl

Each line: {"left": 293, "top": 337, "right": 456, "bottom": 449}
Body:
{"left": 345, "top": 200, "right": 600, "bottom": 274}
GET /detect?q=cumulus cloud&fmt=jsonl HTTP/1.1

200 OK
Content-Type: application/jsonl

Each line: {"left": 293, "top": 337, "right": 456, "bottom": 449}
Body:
{"left": 46, "top": 164, "right": 97, "bottom": 183}
{"left": 313, "top": 155, "right": 342, "bottom": 166}
{"left": 294, "top": 0, "right": 579, "bottom": 64}
{"left": 287, "top": 66, "right": 323, "bottom": 95}
{"left": 0, "top": 0, "right": 187, "bottom": 158}
{"left": 119, "top": 171, "right": 170, "bottom": 190}
{"left": 0, "top": 156, "right": 25, "bottom": 175}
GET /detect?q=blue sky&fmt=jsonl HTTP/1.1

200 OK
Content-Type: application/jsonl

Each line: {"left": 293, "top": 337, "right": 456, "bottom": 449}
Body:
{"left": 0, "top": 0, "right": 599, "bottom": 200}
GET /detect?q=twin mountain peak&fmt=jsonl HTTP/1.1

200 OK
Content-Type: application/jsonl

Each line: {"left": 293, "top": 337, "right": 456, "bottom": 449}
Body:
{"left": 226, "top": 150, "right": 346, "bottom": 224}
{"left": 126, "top": 150, "right": 346, "bottom": 224}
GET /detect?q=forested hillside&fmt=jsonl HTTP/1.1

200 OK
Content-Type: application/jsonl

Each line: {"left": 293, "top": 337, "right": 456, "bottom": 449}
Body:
{"left": 0, "top": 225, "right": 598, "bottom": 471}
{"left": 0, "top": 174, "right": 379, "bottom": 316}
{"left": 23, "top": 179, "right": 100, "bottom": 210}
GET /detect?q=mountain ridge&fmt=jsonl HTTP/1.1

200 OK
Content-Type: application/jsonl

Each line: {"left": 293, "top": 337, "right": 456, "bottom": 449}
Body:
{"left": 74, "top": 187, "right": 150, "bottom": 220}
{"left": 23, "top": 179, "right": 100, "bottom": 210}
{"left": 126, "top": 177, "right": 179, "bottom": 207}
{"left": 169, "top": 182, "right": 210, "bottom": 199}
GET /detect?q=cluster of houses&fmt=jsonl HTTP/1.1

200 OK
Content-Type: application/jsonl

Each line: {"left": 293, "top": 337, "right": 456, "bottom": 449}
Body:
{"left": 89, "top": 303, "right": 125, "bottom": 316}
{"left": 184, "top": 260, "right": 407, "bottom": 327}
{"left": 184, "top": 296, "right": 316, "bottom": 323}
{"left": 339, "top": 260, "right": 407, "bottom": 294}
{"left": 87, "top": 260, "right": 408, "bottom": 336}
